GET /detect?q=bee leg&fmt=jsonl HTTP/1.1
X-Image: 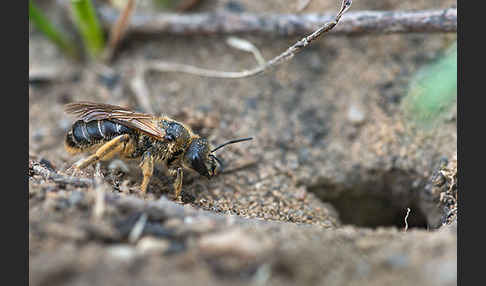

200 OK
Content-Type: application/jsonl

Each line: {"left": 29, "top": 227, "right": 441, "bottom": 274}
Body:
{"left": 139, "top": 151, "right": 154, "bottom": 193}
{"left": 169, "top": 167, "right": 183, "bottom": 199}
{"left": 73, "top": 134, "right": 130, "bottom": 170}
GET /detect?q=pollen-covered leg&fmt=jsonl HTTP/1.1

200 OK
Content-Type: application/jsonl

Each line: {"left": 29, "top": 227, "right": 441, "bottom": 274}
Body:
{"left": 169, "top": 167, "right": 183, "bottom": 198}
{"left": 73, "top": 134, "right": 130, "bottom": 170}
{"left": 139, "top": 152, "right": 154, "bottom": 193}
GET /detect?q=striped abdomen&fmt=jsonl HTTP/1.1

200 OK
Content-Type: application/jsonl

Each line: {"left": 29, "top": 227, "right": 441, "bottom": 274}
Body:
{"left": 65, "top": 120, "right": 132, "bottom": 153}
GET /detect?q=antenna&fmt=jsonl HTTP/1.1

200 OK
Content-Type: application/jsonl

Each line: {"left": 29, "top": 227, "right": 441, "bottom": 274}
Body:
{"left": 211, "top": 137, "right": 253, "bottom": 153}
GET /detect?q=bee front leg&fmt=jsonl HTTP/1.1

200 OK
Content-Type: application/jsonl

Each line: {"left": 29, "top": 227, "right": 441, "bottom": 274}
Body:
{"left": 139, "top": 151, "right": 154, "bottom": 193}
{"left": 169, "top": 167, "right": 183, "bottom": 199}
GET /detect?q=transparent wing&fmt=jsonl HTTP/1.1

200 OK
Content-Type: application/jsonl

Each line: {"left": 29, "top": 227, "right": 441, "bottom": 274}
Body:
{"left": 64, "top": 102, "right": 165, "bottom": 139}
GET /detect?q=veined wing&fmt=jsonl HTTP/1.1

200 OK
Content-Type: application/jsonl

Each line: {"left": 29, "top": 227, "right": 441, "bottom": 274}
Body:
{"left": 64, "top": 102, "right": 165, "bottom": 139}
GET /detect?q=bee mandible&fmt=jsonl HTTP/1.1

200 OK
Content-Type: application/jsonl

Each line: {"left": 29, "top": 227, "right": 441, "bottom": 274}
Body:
{"left": 63, "top": 102, "right": 252, "bottom": 198}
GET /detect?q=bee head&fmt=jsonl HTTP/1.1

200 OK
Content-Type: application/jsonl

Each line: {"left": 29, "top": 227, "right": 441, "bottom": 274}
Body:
{"left": 183, "top": 138, "right": 217, "bottom": 178}
{"left": 183, "top": 137, "right": 253, "bottom": 178}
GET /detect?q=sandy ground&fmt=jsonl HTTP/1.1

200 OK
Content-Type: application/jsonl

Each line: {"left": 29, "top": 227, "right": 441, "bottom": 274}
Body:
{"left": 29, "top": 0, "right": 457, "bottom": 285}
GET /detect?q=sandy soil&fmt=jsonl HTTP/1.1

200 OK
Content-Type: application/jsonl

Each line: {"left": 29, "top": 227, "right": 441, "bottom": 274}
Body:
{"left": 29, "top": 0, "right": 457, "bottom": 285}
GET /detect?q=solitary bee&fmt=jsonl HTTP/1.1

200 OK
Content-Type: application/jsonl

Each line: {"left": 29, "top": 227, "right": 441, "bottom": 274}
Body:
{"left": 64, "top": 102, "right": 252, "bottom": 197}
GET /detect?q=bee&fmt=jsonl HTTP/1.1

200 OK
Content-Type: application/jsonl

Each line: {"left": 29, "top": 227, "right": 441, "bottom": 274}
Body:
{"left": 63, "top": 102, "right": 252, "bottom": 198}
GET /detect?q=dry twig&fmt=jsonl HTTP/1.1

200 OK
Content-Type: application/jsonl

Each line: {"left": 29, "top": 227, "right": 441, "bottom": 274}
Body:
{"left": 127, "top": 0, "right": 351, "bottom": 108}
{"left": 103, "top": 0, "right": 137, "bottom": 61}
{"left": 142, "top": 0, "right": 351, "bottom": 80}
{"left": 128, "top": 213, "right": 148, "bottom": 243}
{"left": 226, "top": 37, "right": 265, "bottom": 66}
{"left": 97, "top": 6, "right": 456, "bottom": 36}
{"left": 130, "top": 63, "right": 155, "bottom": 114}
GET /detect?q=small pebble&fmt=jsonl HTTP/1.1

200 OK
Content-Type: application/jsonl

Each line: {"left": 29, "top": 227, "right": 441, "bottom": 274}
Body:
{"left": 68, "top": 191, "right": 84, "bottom": 206}
{"left": 198, "top": 229, "right": 271, "bottom": 258}
{"left": 137, "top": 237, "right": 170, "bottom": 255}
{"left": 347, "top": 105, "right": 366, "bottom": 124}
{"left": 107, "top": 244, "right": 136, "bottom": 261}
{"left": 385, "top": 253, "right": 409, "bottom": 269}
{"left": 225, "top": 1, "right": 245, "bottom": 13}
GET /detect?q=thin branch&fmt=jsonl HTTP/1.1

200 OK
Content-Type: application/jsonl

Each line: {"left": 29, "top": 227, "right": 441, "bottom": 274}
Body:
{"left": 226, "top": 37, "right": 265, "bottom": 66}
{"left": 128, "top": 213, "right": 148, "bottom": 243}
{"left": 127, "top": 0, "right": 350, "bottom": 108}
{"left": 130, "top": 64, "right": 155, "bottom": 114}
{"left": 97, "top": 6, "right": 456, "bottom": 37}
{"left": 144, "top": 0, "right": 352, "bottom": 79}
{"left": 103, "top": 0, "right": 137, "bottom": 62}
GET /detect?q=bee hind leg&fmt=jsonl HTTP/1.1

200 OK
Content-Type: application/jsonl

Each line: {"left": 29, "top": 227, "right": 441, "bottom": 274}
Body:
{"left": 139, "top": 151, "right": 154, "bottom": 193}
{"left": 73, "top": 134, "right": 130, "bottom": 170}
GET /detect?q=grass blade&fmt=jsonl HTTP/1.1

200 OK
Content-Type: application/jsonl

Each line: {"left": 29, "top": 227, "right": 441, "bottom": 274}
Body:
{"left": 70, "top": 0, "right": 105, "bottom": 59}
{"left": 29, "top": 0, "right": 78, "bottom": 59}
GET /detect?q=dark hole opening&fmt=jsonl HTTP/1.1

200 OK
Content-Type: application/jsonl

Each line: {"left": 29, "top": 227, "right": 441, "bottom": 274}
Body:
{"left": 308, "top": 169, "right": 430, "bottom": 229}
{"left": 323, "top": 193, "right": 428, "bottom": 229}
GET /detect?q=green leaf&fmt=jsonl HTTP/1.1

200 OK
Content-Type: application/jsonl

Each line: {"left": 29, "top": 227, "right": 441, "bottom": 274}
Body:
{"left": 29, "top": 0, "right": 78, "bottom": 59}
{"left": 402, "top": 42, "right": 457, "bottom": 127}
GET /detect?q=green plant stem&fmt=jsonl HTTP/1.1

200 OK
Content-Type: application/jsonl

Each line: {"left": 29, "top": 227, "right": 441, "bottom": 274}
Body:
{"left": 70, "top": 0, "right": 105, "bottom": 59}
{"left": 29, "top": 0, "right": 78, "bottom": 59}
